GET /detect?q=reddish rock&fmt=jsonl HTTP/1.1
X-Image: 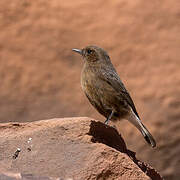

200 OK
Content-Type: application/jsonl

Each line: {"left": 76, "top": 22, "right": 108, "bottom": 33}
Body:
{"left": 0, "top": 173, "right": 59, "bottom": 180}
{"left": 0, "top": 117, "right": 162, "bottom": 180}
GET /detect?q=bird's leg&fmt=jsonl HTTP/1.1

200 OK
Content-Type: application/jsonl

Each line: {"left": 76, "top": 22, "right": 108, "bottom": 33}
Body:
{"left": 104, "top": 110, "right": 114, "bottom": 125}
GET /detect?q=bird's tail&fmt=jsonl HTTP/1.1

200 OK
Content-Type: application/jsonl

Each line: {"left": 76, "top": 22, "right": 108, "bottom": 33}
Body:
{"left": 127, "top": 108, "right": 156, "bottom": 148}
{"left": 139, "top": 122, "right": 156, "bottom": 148}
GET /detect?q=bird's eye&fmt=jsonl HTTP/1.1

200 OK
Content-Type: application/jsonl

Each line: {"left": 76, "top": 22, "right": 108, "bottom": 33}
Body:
{"left": 87, "top": 49, "right": 93, "bottom": 54}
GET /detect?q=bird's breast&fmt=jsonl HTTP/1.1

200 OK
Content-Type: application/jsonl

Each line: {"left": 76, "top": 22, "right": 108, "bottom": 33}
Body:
{"left": 81, "top": 66, "right": 97, "bottom": 94}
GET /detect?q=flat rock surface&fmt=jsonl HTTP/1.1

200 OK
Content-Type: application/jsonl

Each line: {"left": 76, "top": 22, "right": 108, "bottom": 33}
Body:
{"left": 0, "top": 117, "right": 162, "bottom": 180}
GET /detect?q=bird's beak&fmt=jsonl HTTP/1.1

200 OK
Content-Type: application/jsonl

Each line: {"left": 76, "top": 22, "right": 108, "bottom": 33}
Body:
{"left": 72, "top": 48, "right": 82, "bottom": 55}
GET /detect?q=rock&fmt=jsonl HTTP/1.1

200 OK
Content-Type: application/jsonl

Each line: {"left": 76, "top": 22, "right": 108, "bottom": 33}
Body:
{"left": 0, "top": 173, "right": 61, "bottom": 180}
{"left": 0, "top": 117, "right": 162, "bottom": 180}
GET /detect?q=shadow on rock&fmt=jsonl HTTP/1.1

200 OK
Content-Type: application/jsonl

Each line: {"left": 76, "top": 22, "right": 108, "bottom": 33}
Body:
{"left": 88, "top": 120, "right": 163, "bottom": 180}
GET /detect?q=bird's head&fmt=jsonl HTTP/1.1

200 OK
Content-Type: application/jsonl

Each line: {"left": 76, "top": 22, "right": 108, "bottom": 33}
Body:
{"left": 72, "top": 45, "right": 111, "bottom": 65}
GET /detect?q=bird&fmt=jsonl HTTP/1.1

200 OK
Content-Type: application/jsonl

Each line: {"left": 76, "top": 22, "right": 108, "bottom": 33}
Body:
{"left": 72, "top": 45, "right": 156, "bottom": 148}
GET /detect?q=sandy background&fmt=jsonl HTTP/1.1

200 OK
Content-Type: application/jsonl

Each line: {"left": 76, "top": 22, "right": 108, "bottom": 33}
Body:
{"left": 0, "top": 0, "right": 180, "bottom": 179}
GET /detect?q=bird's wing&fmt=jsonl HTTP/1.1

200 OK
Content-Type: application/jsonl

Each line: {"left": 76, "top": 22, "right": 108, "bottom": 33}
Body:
{"left": 99, "top": 70, "right": 140, "bottom": 119}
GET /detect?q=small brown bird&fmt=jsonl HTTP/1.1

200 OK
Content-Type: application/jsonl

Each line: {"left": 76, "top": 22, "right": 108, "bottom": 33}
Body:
{"left": 72, "top": 45, "right": 156, "bottom": 148}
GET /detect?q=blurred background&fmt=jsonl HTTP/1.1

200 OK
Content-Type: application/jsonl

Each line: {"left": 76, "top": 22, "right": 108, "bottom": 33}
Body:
{"left": 0, "top": 0, "right": 180, "bottom": 179}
